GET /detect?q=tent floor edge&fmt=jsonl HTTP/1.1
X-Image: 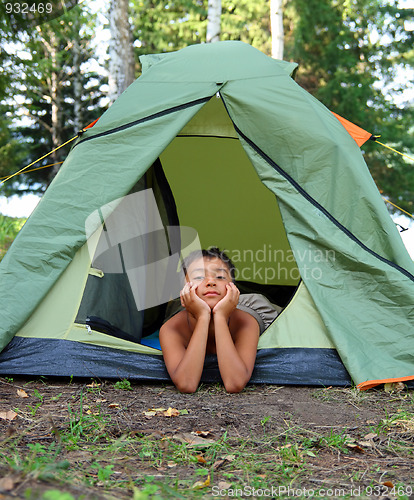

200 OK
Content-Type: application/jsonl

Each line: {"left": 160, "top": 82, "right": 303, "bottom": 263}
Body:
{"left": 0, "top": 337, "right": 358, "bottom": 387}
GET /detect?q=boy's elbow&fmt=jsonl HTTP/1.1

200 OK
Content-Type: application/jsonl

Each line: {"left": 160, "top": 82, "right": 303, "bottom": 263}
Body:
{"left": 175, "top": 380, "right": 199, "bottom": 394}
{"left": 224, "top": 380, "right": 247, "bottom": 394}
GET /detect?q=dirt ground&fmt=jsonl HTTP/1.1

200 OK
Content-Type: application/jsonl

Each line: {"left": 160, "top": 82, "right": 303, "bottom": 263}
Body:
{"left": 0, "top": 378, "right": 413, "bottom": 499}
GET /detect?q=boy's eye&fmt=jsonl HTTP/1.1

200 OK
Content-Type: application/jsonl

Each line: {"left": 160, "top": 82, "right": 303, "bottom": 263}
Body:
{"left": 194, "top": 276, "right": 204, "bottom": 281}
{"left": 216, "top": 275, "right": 226, "bottom": 280}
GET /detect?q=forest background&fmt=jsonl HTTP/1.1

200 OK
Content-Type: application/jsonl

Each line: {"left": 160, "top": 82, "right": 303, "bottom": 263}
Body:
{"left": 0, "top": 0, "right": 413, "bottom": 253}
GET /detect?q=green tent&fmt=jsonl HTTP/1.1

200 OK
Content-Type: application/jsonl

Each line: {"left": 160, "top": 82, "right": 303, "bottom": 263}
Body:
{"left": 1, "top": 41, "right": 413, "bottom": 390}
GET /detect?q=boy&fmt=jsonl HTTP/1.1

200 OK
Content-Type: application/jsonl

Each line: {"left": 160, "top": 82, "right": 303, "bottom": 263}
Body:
{"left": 159, "top": 248, "right": 260, "bottom": 393}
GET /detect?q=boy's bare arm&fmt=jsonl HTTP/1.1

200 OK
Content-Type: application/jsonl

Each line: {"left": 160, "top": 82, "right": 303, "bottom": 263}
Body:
{"left": 213, "top": 283, "right": 260, "bottom": 393}
{"left": 214, "top": 312, "right": 259, "bottom": 393}
{"left": 159, "top": 283, "right": 210, "bottom": 393}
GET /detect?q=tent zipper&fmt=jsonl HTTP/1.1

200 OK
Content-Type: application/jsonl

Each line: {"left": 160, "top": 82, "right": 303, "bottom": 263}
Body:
{"left": 74, "top": 96, "right": 212, "bottom": 149}
{"left": 218, "top": 95, "right": 414, "bottom": 283}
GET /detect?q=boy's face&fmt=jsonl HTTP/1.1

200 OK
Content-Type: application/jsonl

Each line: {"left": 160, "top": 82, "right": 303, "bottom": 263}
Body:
{"left": 186, "top": 257, "right": 232, "bottom": 308}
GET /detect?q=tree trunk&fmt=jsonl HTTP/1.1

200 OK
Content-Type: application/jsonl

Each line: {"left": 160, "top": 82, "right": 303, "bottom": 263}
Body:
{"left": 108, "top": 0, "right": 135, "bottom": 104}
{"left": 73, "top": 15, "right": 82, "bottom": 134}
{"left": 270, "top": 0, "right": 284, "bottom": 59}
{"left": 206, "top": 0, "right": 221, "bottom": 43}
{"left": 49, "top": 31, "right": 62, "bottom": 178}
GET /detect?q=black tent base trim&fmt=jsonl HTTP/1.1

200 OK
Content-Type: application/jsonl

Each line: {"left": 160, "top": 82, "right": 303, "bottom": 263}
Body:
{"left": 0, "top": 337, "right": 355, "bottom": 387}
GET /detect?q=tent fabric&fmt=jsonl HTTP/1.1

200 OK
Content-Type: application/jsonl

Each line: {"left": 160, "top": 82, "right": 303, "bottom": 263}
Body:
{"left": 331, "top": 112, "right": 373, "bottom": 147}
{"left": 0, "top": 41, "right": 413, "bottom": 389}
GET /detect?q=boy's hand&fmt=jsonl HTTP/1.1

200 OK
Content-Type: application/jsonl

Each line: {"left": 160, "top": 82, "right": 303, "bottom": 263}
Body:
{"left": 180, "top": 282, "right": 211, "bottom": 320}
{"left": 212, "top": 282, "right": 240, "bottom": 320}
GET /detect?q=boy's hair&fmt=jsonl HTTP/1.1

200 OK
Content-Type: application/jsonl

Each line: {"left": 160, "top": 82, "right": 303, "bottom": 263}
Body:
{"left": 181, "top": 247, "right": 236, "bottom": 281}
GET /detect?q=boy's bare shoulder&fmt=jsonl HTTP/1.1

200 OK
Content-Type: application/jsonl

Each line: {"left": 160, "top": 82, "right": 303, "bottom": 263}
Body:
{"left": 230, "top": 308, "right": 260, "bottom": 330}
{"left": 160, "top": 310, "right": 190, "bottom": 334}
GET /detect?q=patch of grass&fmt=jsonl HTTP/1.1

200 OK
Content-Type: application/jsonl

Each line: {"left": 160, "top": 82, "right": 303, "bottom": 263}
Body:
{"left": 3, "top": 441, "right": 70, "bottom": 482}
{"left": 1, "top": 382, "right": 414, "bottom": 499}
{"left": 114, "top": 379, "right": 132, "bottom": 391}
{"left": 65, "top": 392, "right": 111, "bottom": 448}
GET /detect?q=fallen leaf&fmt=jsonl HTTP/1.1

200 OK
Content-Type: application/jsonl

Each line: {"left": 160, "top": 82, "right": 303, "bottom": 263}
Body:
{"left": 277, "top": 443, "right": 292, "bottom": 450}
{"left": 357, "top": 440, "right": 373, "bottom": 447}
{"left": 143, "top": 410, "right": 157, "bottom": 418}
{"left": 193, "top": 430, "right": 213, "bottom": 437}
{"left": 143, "top": 407, "right": 187, "bottom": 418}
{"left": 0, "top": 476, "right": 15, "bottom": 491}
{"left": 0, "top": 411, "right": 17, "bottom": 421}
{"left": 173, "top": 432, "right": 216, "bottom": 447}
{"left": 346, "top": 443, "right": 365, "bottom": 453}
{"left": 86, "top": 382, "right": 101, "bottom": 388}
{"left": 218, "top": 481, "right": 232, "bottom": 490}
{"left": 108, "top": 403, "right": 120, "bottom": 408}
{"left": 222, "top": 454, "right": 235, "bottom": 461}
{"left": 366, "top": 420, "right": 376, "bottom": 425}
{"left": 167, "top": 461, "right": 177, "bottom": 468}
{"left": 192, "top": 475, "right": 210, "bottom": 489}
{"left": 382, "top": 481, "right": 394, "bottom": 488}
{"left": 384, "top": 382, "right": 405, "bottom": 393}
{"left": 17, "top": 389, "right": 29, "bottom": 398}
{"left": 364, "top": 432, "right": 377, "bottom": 440}
{"left": 196, "top": 455, "right": 207, "bottom": 464}
{"left": 164, "top": 407, "right": 180, "bottom": 417}
{"left": 212, "top": 459, "right": 225, "bottom": 469}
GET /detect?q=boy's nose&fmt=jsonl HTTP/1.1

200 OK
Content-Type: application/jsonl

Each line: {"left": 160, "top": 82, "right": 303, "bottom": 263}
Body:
{"left": 205, "top": 277, "right": 216, "bottom": 286}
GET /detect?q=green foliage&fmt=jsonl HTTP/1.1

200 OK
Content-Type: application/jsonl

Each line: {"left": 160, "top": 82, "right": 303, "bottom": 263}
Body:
{"left": 220, "top": 0, "right": 271, "bottom": 54}
{"left": 65, "top": 392, "right": 111, "bottom": 447}
{"left": 131, "top": 0, "right": 205, "bottom": 69}
{"left": 0, "top": 4, "right": 106, "bottom": 195}
{"left": 0, "top": 214, "right": 26, "bottom": 261}
{"left": 114, "top": 379, "right": 133, "bottom": 391}
{"left": 42, "top": 491, "right": 76, "bottom": 500}
{"left": 4, "top": 441, "right": 69, "bottom": 479}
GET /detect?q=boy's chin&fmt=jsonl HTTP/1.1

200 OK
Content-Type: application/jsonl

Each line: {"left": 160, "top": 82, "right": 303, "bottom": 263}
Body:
{"left": 202, "top": 297, "right": 220, "bottom": 308}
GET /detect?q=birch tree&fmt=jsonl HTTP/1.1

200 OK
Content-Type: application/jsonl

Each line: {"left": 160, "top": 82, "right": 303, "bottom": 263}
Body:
{"left": 270, "top": 0, "right": 284, "bottom": 59}
{"left": 108, "top": 0, "right": 135, "bottom": 103}
{"left": 206, "top": 0, "right": 221, "bottom": 43}
{"left": 72, "top": 14, "right": 83, "bottom": 134}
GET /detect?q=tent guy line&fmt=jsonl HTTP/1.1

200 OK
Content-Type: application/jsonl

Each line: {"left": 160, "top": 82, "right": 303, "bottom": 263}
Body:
{"left": 0, "top": 135, "right": 79, "bottom": 186}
